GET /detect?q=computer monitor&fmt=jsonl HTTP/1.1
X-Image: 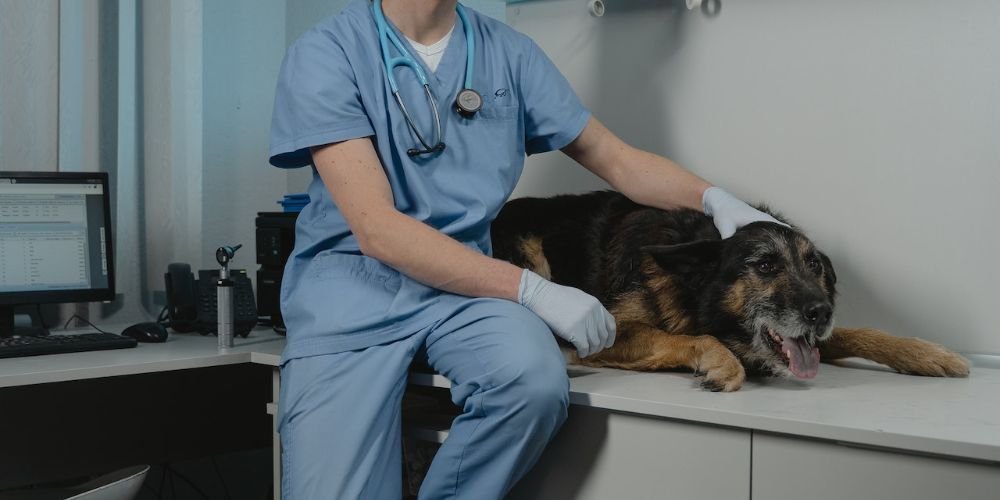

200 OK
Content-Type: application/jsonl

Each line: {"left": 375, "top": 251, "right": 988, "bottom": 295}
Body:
{"left": 0, "top": 171, "right": 115, "bottom": 337}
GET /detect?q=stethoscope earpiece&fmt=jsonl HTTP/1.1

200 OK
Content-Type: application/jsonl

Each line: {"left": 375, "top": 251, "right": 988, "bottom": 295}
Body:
{"left": 407, "top": 143, "right": 446, "bottom": 157}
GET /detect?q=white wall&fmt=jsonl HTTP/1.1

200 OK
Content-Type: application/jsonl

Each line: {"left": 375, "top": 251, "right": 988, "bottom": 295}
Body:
{"left": 141, "top": 0, "right": 288, "bottom": 302}
{"left": 141, "top": 0, "right": 205, "bottom": 305}
{"left": 509, "top": 0, "right": 1000, "bottom": 354}
{"left": 0, "top": 0, "right": 59, "bottom": 171}
{"left": 202, "top": 0, "right": 288, "bottom": 268}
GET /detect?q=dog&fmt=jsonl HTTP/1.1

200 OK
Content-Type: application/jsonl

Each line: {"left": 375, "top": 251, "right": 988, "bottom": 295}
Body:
{"left": 491, "top": 190, "right": 970, "bottom": 391}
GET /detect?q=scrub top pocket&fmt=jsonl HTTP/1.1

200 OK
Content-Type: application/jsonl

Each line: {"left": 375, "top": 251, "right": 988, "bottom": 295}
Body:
{"left": 478, "top": 103, "right": 519, "bottom": 122}
{"left": 463, "top": 102, "right": 522, "bottom": 185}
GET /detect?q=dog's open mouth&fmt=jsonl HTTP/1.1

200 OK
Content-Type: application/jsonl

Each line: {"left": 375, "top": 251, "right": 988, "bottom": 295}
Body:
{"left": 764, "top": 328, "right": 820, "bottom": 379}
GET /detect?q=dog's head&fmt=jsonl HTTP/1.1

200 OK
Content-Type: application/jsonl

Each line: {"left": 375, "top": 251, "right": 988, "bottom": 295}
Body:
{"left": 643, "top": 221, "right": 837, "bottom": 379}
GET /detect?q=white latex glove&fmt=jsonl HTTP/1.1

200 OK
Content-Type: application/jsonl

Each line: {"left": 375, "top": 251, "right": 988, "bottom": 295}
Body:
{"left": 702, "top": 186, "right": 788, "bottom": 239}
{"left": 518, "top": 269, "right": 616, "bottom": 358}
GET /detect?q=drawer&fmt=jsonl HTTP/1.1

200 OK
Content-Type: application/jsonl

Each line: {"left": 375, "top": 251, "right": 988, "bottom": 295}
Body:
{"left": 511, "top": 406, "right": 751, "bottom": 500}
{"left": 752, "top": 432, "right": 1000, "bottom": 500}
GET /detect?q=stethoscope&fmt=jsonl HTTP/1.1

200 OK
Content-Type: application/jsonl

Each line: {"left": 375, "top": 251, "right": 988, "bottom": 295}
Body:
{"left": 373, "top": 0, "right": 482, "bottom": 156}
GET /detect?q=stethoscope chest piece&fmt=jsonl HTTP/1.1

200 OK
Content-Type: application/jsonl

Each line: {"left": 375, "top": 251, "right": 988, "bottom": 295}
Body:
{"left": 455, "top": 88, "right": 482, "bottom": 118}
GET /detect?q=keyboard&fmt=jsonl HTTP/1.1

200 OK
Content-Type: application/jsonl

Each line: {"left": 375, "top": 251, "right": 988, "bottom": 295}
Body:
{"left": 0, "top": 332, "right": 138, "bottom": 359}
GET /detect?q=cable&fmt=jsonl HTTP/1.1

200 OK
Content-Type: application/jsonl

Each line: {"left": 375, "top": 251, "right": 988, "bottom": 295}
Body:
{"left": 210, "top": 456, "right": 233, "bottom": 500}
{"left": 142, "top": 468, "right": 163, "bottom": 500}
{"left": 33, "top": 304, "right": 50, "bottom": 330}
{"left": 158, "top": 465, "right": 166, "bottom": 499}
{"left": 141, "top": 472, "right": 163, "bottom": 500}
{"left": 61, "top": 314, "right": 112, "bottom": 334}
{"left": 63, "top": 314, "right": 108, "bottom": 333}
{"left": 164, "top": 465, "right": 211, "bottom": 500}
{"left": 167, "top": 465, "right": 176, "bottom": 500}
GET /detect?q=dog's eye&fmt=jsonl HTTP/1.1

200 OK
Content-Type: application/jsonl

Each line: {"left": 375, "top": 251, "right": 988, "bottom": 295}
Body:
{"left": 807, "top": 257, "right": 822, "bottom": 274}
{"left": 756, "top": 261, "right": 775, "bottom": 274}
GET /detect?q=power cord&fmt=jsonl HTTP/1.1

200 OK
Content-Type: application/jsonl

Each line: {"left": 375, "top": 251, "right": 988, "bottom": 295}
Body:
{"left": 34, "top": 304, "right": 50, "bottom": 330}
{"left": 164, "top": 464, "right": 210, "bottom": 500}
{"left": 210, "top": 456, "right": 233, "bottom": 500}
{"left": 158, "top": 466, "right": 166, "bottom": 499}
{"left": 61, "top": 314, "right": 112, "bottom": 334}
{"left": 157, "top": 305, "right": 170, "bottom": 324}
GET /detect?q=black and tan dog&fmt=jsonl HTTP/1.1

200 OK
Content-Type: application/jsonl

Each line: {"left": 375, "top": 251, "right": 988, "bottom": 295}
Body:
{"left": 491, "top": 190, "right": 969, "bottom": 391}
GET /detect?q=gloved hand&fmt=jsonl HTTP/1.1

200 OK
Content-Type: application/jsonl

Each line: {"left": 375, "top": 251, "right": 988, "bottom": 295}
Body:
{"left": 518, "top": 269, "right": 616, "bottom": 358}
{"left": 702, "top": 186, "right": 787, "bottom": 239}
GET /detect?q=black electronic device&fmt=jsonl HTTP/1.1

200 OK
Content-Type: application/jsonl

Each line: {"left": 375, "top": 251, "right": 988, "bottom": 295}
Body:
{"left": 121, "top": 321, "right": 169, "bottom": 343}
{"left": 164, "top": 264, "right": 256, "bottom": 337}
{"left": 0, "top": 171, "right": 115, "bottom": 338}
{"left": 0, "top": 332, "right": 136, "bottom": 359}
{"left": 255, "top": 212, "right": 298, "bottom": 333}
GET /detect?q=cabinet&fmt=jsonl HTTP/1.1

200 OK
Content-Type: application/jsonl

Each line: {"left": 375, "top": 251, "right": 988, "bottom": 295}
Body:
{"left": 752, "top": 433, "right": 1000, "bottom": 500}
{"left": 510, "top": 407, "right": 750, "bottom": 500}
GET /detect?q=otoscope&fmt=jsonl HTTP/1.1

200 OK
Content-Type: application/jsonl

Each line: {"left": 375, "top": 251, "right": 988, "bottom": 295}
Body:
{"left": 216, "top": 244, "right": 242, "bottom": 349}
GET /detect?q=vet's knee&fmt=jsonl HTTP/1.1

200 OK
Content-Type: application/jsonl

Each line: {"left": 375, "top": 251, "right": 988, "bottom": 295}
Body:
{"left": 492, "top": 343, "right": 570, "bottom": 423}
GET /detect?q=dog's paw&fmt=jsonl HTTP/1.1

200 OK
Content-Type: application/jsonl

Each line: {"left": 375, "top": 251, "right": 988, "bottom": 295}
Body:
{"left": 886, "top": 337, "right": 970, "bottom": 378}
{"left": 696, "top": 350, "right": 745, "bottom": 392}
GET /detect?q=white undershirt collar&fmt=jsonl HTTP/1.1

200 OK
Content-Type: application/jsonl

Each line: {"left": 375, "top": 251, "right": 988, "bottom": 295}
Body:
{"left": 404, "top": 23, "right": 455, "bottom": 72}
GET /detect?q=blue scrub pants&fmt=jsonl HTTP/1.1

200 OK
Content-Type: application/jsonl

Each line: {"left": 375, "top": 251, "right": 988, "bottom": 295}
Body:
{"left": 278, "top": 298, "right": 570, "bottom": 499}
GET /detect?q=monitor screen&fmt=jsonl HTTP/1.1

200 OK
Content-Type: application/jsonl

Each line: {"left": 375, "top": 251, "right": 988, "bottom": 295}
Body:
{"left": 0, "top": 172, "right": 115, "bottom": 306}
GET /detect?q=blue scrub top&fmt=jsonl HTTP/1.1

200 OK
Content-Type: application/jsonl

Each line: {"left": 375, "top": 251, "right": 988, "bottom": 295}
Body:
{"left": 269, "top": 0, "right": 590, "bottom": 361}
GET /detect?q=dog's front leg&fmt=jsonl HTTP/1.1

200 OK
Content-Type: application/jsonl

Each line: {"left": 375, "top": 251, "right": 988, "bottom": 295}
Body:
{"left": 578, "top": 321, "right": 746, "bottom": 392}
{"left": 819, "top": 327, "right": 969, "bottom": 377}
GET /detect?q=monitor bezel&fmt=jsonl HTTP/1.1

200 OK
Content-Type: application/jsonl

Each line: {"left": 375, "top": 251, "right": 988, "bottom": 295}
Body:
{"left": 0, "top": 171, "right": 116, "bottom": 306}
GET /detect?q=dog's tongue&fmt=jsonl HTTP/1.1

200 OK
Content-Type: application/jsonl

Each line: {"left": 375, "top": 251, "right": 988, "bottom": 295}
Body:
{"left": 782, "top": 335, "right": 820, "bottom": 379}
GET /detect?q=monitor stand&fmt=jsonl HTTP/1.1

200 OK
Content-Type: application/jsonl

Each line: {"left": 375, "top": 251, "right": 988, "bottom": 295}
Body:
{"left": 0, "top": 305, "right": 50, "bottom": 338}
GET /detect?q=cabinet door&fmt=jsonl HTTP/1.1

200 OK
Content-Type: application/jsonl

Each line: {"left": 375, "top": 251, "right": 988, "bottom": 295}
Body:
{"left": 753, "top": 433, "right": 1000, "bottom": 500}
{"left": 510, "top": 406, "right": 751, "bottom": 500}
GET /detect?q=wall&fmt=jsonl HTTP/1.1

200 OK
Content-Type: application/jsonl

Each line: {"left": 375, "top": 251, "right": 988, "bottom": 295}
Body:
{"left": 141, "top": 0, "right": 288, "bottom": 304}
{"left": 141, "top": 0, "right": 205, "bottom": 307}
{"left": 0, "top": 0, "right": 58, "bottom": 171}
{"left": 202, "top": 0, "right": 288, "bottom": 269}
{"left": 508, "top": 0, "right": 1000, "bottom": 354}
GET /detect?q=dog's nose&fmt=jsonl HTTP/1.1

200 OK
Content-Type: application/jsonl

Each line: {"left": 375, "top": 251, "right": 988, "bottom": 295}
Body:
{"left": 802, "top": 302, "right": 832, "bottom": 325}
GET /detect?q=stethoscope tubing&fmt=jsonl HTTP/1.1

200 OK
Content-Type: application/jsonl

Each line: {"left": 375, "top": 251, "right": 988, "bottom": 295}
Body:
{"left": 373, "top": 0, "right": 476, "bottom": 156}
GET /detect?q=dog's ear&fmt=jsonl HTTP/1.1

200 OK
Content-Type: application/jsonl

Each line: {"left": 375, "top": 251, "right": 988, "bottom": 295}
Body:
{"left": 818, "top": 251, "right": 837, "bottom": 286}
{"left": 641, "top": 240, "right": 722, "bottom": 274}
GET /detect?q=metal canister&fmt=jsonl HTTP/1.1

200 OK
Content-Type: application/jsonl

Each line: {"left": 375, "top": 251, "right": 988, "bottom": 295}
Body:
{"left": 217, "top": 272, "right": 234, "bottom": 349}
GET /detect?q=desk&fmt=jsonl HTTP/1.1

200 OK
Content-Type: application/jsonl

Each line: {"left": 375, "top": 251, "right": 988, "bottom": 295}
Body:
{"left": 0, "top": 327, "right": 284, "bottom": 493}
{"left": 0, "top": 327, "right": 284, "bottom": 389}
{"left": 3, "top": 328, "right": 999, "bottom": 499}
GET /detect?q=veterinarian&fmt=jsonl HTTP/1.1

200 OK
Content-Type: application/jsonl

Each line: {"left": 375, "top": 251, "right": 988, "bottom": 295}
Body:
{"left": 269, "top": 0, "right": 781, "bottom": 497}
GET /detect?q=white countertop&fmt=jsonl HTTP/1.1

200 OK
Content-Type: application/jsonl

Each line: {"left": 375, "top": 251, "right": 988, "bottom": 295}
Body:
{"left": 0, "top": 326, "right": 285, "bottom": 388}
{"left": 2, "top": 326, "right": 997, "bottom": 463}
{"left": 562, "top": 357, "right": 1000, "bottom": 463}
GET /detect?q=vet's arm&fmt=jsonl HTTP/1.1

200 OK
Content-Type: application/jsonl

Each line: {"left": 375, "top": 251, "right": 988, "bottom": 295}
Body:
{"left": 312, "top": 138, "right": 615, "bottom": 356}
{"left": 311, "top": 138, "right": 521, "bottom": 301}
{"left": 562, "top": 117, "right": 784, "bottom": 237}
{"left": 561, "top": 117, "right": 710, "bottom": 211}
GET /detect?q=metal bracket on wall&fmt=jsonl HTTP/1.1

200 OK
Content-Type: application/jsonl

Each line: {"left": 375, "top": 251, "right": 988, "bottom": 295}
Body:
{"left": 588, "top": 0, "right": 707, "bottom": 18}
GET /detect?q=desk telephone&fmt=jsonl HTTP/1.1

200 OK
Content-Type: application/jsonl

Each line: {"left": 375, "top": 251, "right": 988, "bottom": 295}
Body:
{"left": 164, "top": 263, "right": 257, "bottom": 337}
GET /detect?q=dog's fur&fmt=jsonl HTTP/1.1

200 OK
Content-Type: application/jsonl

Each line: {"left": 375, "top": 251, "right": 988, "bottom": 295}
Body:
{"left": 492, "top": 191, "right": 969, "bottom": 391}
